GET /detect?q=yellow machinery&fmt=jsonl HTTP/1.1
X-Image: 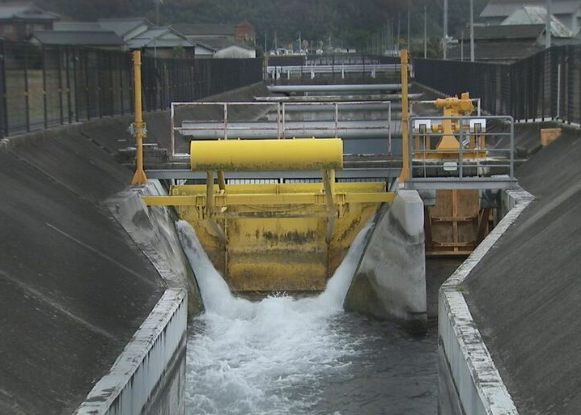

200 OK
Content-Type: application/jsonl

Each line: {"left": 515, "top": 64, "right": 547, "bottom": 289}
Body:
{"left": 144, "top": 138, "right": 394, "bottom": 291}
{"left": 413, "top": 92, "right": 486, "bottom": 159}
{"left": 411, "top": 93, "right": 491, "bottom": 256}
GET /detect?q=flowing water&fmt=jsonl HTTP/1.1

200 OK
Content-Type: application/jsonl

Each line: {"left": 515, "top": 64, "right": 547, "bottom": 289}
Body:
{"left": 177, "top": 220, "right": 438, "bottom": 415}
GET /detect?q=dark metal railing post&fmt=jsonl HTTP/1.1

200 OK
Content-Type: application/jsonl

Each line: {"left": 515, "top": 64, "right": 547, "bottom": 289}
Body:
{"left": 0, "top": 40, "right": 8, "bottom": 137}
{"left": 96, "top": 50, "right": 102, "bottom": 118}
{"left": 85, "top": 50, "right": 90, "bottom": 119}
{"left": 57, "top": 46, "right": 64, "bottom": 125}
{"left": 65, "top": 46, "right": 72, "bottom": 124}
{"left": 108, "top": 52, "right": 114, "bottom": 116}
{"left": 72, "top": 48, "right": 79, "bottom": 122}
{"left": 24, "top": 43, "right": 30, "bottom": 132}
{"left": 118, "top": 54, "right": 124, "bottom": 115}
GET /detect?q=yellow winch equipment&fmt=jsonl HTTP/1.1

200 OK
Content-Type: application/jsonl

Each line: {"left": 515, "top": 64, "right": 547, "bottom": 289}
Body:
{"left": 190, "top": 138, "right": 343, "bottom": 171}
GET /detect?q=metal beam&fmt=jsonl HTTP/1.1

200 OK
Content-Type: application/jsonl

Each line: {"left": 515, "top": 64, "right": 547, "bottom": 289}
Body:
{"left": 178, "top": 120, "right": 397, "bottom": 139}
{"left": 145, "top": 168, "right": 400, "bottom": 180}
{"left": 143, "top": 192, "right": 395, "bottom": 207}
{"left": 254, "top": 94, "right": 424, "bottom": 102}
{"left": 274, "top": 103, "right": 399, "bottom": 112}
{"left": 405, "top": 178, "right": 518, "bottom": 190}
{"left": 267, "top": 84, "right": 409, "bottom": 93}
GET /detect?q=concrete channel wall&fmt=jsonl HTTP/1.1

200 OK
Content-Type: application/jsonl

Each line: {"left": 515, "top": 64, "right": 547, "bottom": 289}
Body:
{"left": 0, "top": 82, "right": 271, "bottom": 415}
{"left": 107, "top": 181, "right": 204, "bottom": 315}
{"left": 438, "top": 188, "right": 533, "bottom": 415}
{"left": 74, "top": 289, "right": 188, "bottom": 415}
{"left": 0, "top": 123, "right": 164, "bottom": 415}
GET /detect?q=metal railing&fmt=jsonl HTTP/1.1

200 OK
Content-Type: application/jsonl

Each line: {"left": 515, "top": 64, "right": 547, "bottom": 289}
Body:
{"left": 415, "top": 45, "right": 581, "bottom": 125}
{"left": 0, "top": 40, "right": 263, "bottom": 138}
{"left": 171, "top": 100, "right": 393, "bottom": 156}
{"left": 407, "top": 115, "right": 514, "bottom": 183}
{"left": 267, "top": 53, "right": 410, "bottom": 84}
{"left": 267, "top": 64, "right": 413, "bottom": 80}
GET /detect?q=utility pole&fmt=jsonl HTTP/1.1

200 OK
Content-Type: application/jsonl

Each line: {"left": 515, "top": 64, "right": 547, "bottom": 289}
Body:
{"left": 386, "top": 24, "right": 389, "bottom": 53}
{"left": 407, "top": 0, "right": 411, "bottom": 50}
{"left": 470, "top": 0, "right": 475, "bottom": 61}
{"left": 424, "top": 5, "right": 427, "bottom": 58}
{"left": 443, "top": 0, "right": 448, "bottom": 59}
{"left": 264, "top": 31, "right": 267, "bottom": 54}
{"left": 156, "top": 0, "right": 161, "bottom": 26}
{"left": 546, "top": 0, "right": 552, "bottom": 49}
{"left": 461, "top": 30, "right": 464, "bottom": 61}
{"left": 298, "top": 31, "right": 302, "bottom": 53}
{"left": 397, "top": 13, "right": 401, "bottom": 50}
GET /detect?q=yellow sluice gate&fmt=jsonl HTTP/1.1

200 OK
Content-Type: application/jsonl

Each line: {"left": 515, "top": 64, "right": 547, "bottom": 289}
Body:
{"left": 144, "top": 138, "right": 394, "bottom": 292}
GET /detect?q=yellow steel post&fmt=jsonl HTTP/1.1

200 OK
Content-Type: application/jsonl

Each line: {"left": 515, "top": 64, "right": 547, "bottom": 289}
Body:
{"left": 398, "top": 49, "right": 410, "bottom": 183}
{"left": 131, "top": 50, "right": 148, "bottom": 185}
{"left": 205, "top": 170, "right": 214, "bottom": 218}
{"left": 218, "top": 170, "right": 226, "bottom": 191}
{"left": 322, "top": 169, "right": 336, "bottom": 243}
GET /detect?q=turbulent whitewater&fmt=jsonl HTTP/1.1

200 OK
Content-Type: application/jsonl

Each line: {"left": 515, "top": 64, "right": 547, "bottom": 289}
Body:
{"left": 177, "top": 220, "right": 373, "bottom": 415}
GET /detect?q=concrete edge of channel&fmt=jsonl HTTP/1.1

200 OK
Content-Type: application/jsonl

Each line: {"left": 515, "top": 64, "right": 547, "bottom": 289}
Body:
{"left": 73, "top": 288, "right": 188, "bottom": 415}
{"left": 438, "top": 187, "right": 534, "bottom": 415}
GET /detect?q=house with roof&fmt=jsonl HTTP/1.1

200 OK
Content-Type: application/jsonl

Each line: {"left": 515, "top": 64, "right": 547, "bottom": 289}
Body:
{"left": 501, "top": 5, "right": 578, "bottom": 42}
{"left": 450, "top": 25, "right": 545, "bottom": 62}
{"left": 0, "top": 1, "right": 59, "bottom": 41}
{"left": 97, "top": 18, "right": 151, "bottom": 42}
{"left": 480, "top": 0, "right": 581, "bottom": 34}
{"left": 125, "top": 27, "right": 196, "bottom": 58}
{"left": 172, "top": 21, "right": 256, "bottom": 48}
{"left": 452, "top": 2, "right": 580, "bottom": 63}
{"left": 214, "top": 43, "right": 256, "bottom": 59}
{"left": 51, "top": 18, "right": 199, "bottom": 57}
{"left": 30, "top": 30, "right": 124, "bottom": 50}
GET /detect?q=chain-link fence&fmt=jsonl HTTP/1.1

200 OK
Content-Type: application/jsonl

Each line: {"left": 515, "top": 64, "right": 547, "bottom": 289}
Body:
{"left": 415, "top": 45, "right": 581, "bottom": 125}
{"left": 0, "top": 41, "right": 264, "bottom": 138}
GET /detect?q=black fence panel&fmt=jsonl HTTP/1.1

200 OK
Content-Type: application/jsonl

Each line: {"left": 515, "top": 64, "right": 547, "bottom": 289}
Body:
{"left": 415, "top": 45, "right": 581, "bottom": 125}
{"left": 0, "top": 40, "right": 264, "bottom": 138}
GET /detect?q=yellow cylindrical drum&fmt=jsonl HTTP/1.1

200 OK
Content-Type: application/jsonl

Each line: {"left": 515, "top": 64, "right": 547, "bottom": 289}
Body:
{"left": 190, "top": 138, "right": 343, "bottom": 171}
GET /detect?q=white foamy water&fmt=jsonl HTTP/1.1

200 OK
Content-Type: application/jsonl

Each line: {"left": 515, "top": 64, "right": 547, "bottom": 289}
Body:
{"left": 176, "top": 220, "right": 373, "bottom": 415}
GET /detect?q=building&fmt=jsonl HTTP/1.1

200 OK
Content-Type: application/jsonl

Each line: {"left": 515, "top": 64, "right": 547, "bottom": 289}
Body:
{"left": 97, "top": 18, "right": 152, "bottom": 42}
{"left": 172, "top": 21, "right": 256, "bottom": 48}
{"left": 53, "top": 18, "right": 197, "bottom": 57}
{"left": 30, "top": 30, "right": 124, "bottom": 50}
{"left": 0, "top": 1, "right": 59, "bottom": 41}
{"left": 214, "top": 44, "right": 256, "bottom": 59}
{"left": 454, "top": 3, "right": 580, "bottom": 63}
{"left": 125, "top": 27, "right": 196, "bottom": 58}
{"left": 235, "top": 21, "right": 255, "bottom": 45}
{"left": 502, "top": 5, "right": 573, "bottom": 35}
{"left": 480, "top": 0, "right": 581, "bottom": 34}
{"left": 450, "top": 25, "right": 545, "bottom": 63}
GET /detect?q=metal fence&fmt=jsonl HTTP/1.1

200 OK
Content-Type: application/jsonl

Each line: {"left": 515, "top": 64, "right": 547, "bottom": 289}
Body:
{"left": 415, "top": 45, "right": 581, "bottom": 125}
{"left": 0, "top": 41, "right": 263, "bottom": 138}
{"left": 267, "top": 53, "right": 403, "bottom": 84}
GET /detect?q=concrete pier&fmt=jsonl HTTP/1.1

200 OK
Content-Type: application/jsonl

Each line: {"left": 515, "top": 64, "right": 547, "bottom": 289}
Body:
{"left": 345, "top": 190, "right": 427, "bottom": 332}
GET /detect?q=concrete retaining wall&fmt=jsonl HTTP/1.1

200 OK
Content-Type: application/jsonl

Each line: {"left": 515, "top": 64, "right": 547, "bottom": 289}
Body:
{"left": 345, "top": 190, "right": 427, "bottom": 332}
{"left": 106, "top": 180, "right": 204, "bottom": 315}
{"left": 74, "top": 289, "right": 188, "bottom": 415}
{"left": 438, "top": 188, "right": 533, "bottom": 415}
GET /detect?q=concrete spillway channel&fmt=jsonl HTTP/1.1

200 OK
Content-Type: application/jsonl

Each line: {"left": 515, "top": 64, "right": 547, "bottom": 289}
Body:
{"left": 0, "top": 80, "right": 560, "bottom": 415}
